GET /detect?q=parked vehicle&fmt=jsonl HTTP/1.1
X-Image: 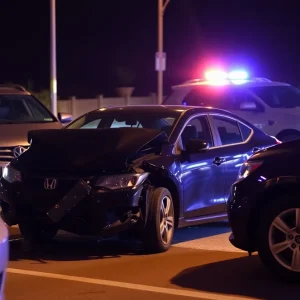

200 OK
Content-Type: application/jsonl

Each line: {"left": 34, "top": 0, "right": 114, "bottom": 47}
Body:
{"left": 163, "top": 70, "right": 300, "bottom": 142}
{"left": 0, "top": 84, "right": 72, "bottom": 176}
{"left": 0, "top": 217, "right": 8, "bottom": 300}
{"left": 0, "top": 105, "right": 278, "bottom": 253}
{"left": 228, "top": 139, "right": 300, "bottom": 281}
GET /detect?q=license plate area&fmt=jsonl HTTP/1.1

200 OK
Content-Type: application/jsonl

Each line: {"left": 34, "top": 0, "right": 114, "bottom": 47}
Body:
{"left": 47, "top": 180, "right": 92, "bottom": 222}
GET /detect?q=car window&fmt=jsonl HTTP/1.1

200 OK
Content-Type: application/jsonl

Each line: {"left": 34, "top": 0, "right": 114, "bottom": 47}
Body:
{"left": 66, "top": 112, "right": 181, "bottom": 136}
{"left": 81, "top": 119, "right": 101, "bottom": 129}
{"left": 249, "top": 85, "right": 300, "bottom": 108}
{"left": 212, "top": 115, "right": 243, "bottom": 145}
{"left": 111, "top": 120, "right": 143, "bottom": 128}
{"left": 239, "top": 122, "right": 252, "bottom": 141}
{"left": 229, "top": 90, "right": 264, "bottom": 111}
{"left": 175, "top": 115, "right": 213, "bottom": 153}
{"left": 182, "top": 87, "right": 264, "bottom": 111}
{"left": 182, "top": 87, "right": 232, "bottom": 109}
{"left": 0, "top": 95, "right": 55, "bottom": 123}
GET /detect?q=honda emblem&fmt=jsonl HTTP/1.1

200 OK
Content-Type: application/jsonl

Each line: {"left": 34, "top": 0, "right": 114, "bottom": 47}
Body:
{"left": 44, "top": 178, "right": 57, "bottom": 190}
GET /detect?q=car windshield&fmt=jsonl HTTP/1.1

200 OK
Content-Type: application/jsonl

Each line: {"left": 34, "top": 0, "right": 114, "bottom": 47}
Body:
{"left": 249, "top": 86, "right": 300, "bottom": 108}
{"left": 65, "top": 110, "right": 181, "bottom": 136}
{"left": 0, "top": 94, "right": 56, "bottom": 123}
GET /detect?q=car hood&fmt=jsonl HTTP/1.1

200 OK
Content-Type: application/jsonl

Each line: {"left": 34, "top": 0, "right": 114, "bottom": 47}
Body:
{"left": 15, "top": 128, "right": 168, "bottom": 176}
{"left": 0, "top": 122, "right": 62, "bottom": 147}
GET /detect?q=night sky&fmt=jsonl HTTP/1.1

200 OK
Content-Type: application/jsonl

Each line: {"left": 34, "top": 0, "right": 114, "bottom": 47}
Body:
{"left": 1, "top": 0, "right": 300, "bottom": 98}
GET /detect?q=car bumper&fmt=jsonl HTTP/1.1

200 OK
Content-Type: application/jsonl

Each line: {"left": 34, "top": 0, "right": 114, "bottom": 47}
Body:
{"left": 0, "top": 177, "right": 148, "bottom": 237}
{"left": 226, "top": 179, "right": 258, "bottom": 252}
{"left": 0, "top": 219, "right": 8, "bottom": 300}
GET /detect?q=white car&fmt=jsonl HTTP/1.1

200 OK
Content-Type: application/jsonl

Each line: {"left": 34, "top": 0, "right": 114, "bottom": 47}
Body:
{"left": 163, "top": 69, "right": 300, "bottom": 142}
{"left": 0, "top": 218, "right": 8, "bottom": 300}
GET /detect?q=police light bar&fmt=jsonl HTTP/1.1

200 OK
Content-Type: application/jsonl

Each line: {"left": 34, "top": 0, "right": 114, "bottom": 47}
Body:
{"left": 204, "top": 69, "right": 249, "bottom": 81}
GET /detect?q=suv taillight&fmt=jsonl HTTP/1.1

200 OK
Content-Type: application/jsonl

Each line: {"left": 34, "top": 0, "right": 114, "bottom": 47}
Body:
{"left": 238, "top": 161, "right": 263, "bottom": 179}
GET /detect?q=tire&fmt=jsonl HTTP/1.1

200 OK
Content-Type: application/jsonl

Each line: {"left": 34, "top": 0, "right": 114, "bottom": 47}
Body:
{"left": 18, "top": 219, "right": 58, "bottom": 244}
{"left": 258, "top": 193, "right": 300, "bottom": 282}
{"left": 143, "top": 187, "right": 175, "bottom": 253}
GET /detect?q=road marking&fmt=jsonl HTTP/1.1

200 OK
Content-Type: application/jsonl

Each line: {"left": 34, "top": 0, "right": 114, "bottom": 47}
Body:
{"left": 173, "top": 233, "right": 244, "bottom": 253}
{"left": 7, "top": 268, "right": 258, "bottom": 300}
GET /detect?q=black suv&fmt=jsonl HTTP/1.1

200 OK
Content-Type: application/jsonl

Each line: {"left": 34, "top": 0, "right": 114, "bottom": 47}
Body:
{"left": 228, "top": 139, "right": 300, "bottom": 281}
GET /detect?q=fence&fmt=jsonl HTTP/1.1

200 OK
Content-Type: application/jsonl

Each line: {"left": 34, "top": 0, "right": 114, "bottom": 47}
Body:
{"left": 57, "top": 94, "right": 158, "bottom": 119}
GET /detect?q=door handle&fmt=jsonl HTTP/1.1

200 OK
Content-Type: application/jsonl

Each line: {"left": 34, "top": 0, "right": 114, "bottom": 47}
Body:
{"left": 213, "top": 157, "right": 226, "bottom": 166}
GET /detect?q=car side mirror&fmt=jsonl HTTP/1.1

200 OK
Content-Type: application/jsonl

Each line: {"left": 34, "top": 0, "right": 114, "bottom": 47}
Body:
{"left": 58, "top": 112, "right": 73, "bottom": 124}
{"left": 185, "top": 139, "right": 208, "bottom": 154}
{"left": 240, "top": 101, "right": 257, "bottom": 111}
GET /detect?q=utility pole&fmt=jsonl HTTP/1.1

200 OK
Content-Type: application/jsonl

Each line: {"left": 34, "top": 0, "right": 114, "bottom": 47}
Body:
{"left": 50, "top": 0, "right": 57, "bottom": 116}
{"left": 156, "top": 0, "right": 170, "bottom": 104}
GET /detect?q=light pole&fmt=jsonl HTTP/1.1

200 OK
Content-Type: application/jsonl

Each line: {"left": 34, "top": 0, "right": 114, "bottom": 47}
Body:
{"left": 50, "top": 0, "right": 57, "bottom": 116}
{"left": 157, "top": 0, "right": 170, "bottom": 104}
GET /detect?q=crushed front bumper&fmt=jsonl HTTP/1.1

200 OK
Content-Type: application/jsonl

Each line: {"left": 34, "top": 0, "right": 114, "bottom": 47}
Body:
{"left": 0, "top": 177, "right": 148, "bottom": 237}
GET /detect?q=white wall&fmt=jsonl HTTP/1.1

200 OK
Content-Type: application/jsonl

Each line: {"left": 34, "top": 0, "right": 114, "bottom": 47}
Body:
{"left": 58, "top": 94, "right": 158, "bottom": 119}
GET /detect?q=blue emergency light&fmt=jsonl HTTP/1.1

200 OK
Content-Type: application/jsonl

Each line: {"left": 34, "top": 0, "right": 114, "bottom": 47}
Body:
{"left": 204, "top": 69, "right": 249, "bottom": 82}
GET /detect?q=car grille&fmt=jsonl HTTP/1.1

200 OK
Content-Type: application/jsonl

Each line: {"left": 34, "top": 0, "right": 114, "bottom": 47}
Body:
{"left": 22, "top": 176, "right": 80, "bottom": 212}
{"left": 0, "top": 146, "right": 29, "bottom": 163}
{"left": 0, "top": 146, "right": 29, "bottom": 176}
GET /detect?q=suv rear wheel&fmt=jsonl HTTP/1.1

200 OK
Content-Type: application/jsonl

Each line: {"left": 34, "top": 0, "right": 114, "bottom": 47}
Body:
{"left": 258, "top": 193, "right": 300, "bottom": 281}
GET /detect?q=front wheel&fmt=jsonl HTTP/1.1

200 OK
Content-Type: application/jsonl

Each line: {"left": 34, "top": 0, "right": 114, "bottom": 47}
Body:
{"left": 19, "top": 219, "right": 58, "bottom": 244}
{"left": 258, "top": 194, "right": 300, "bottom": 282}
{"left": 143, "top": 187, "right": 175, "bottom": 253}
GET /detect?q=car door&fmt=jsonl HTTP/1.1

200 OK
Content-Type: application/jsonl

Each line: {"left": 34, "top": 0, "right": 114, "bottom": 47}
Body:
{"left": 208, "top": 114, "right": 253, "bottom": 200}
{"left": 177, "top": 114, "right": 227, "bottom": 219}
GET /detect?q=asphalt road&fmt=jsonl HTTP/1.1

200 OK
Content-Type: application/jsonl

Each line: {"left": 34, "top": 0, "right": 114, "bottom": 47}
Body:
{"left": 4, "top": 223, "right": 300, "bottom": 300}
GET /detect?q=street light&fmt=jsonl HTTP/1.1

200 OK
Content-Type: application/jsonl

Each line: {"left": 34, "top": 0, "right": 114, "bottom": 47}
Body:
{"left": 156, "top": 0, "right": 170, "bottom": 105}
{"left": 50, "top": 0, "right": 57, "bottom": 116}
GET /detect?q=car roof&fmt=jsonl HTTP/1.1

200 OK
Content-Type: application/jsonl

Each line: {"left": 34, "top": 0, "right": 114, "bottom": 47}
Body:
{"left": 88, "top": 105, "right": 231, "bottom": 115}
{"left": 0, "top": 84, "right": 30, "bottom": 95}
{"left": 172, "top": 78, "right": 291, "bottom": 90}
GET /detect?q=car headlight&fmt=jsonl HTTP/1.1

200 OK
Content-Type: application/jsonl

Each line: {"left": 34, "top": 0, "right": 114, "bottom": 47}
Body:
{"left": 2, "top": 164, "right": 22, "bottom": 183}
{"left": 238, "top": 160, "right": 263, "bottom": 179}
{"left": 95, "top": 173, "right": 149, "bottom": 190}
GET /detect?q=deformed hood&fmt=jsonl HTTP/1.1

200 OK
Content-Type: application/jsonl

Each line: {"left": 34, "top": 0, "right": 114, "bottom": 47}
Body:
{"left": 16, "top": 127, "right": 168, "bottom": 175}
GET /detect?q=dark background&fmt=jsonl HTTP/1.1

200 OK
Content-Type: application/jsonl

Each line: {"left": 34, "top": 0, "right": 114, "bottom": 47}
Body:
{"left": 1, "top": 0, "right": 300, "bottom": 98}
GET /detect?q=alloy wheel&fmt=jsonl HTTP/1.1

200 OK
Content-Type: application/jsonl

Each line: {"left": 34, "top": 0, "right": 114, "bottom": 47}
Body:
{"left": 268, "top": 208, "right": 300, "bottom": 272}
{"left": 159, "top": 195, "right": 174, "bottom": 245}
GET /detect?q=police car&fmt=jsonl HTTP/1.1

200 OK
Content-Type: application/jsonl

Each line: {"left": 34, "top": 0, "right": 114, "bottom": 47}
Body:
{"left": 163, "top": 70, "right": 300, "bottom": 142}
